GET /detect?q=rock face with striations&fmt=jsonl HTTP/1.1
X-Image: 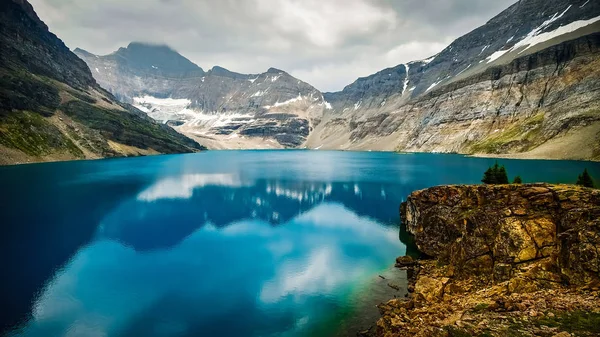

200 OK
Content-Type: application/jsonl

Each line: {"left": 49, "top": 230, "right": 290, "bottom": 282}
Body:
{"left": 0, "top": 0, "right": 204, "bottom": 165}
{"left": 310, "top": 0, "right": 600, "bottom": 160}
{"left": 75, "top": 45, "right": 326, "bottom": 149}
{"left": 401, "top": 184, "right": 600, "bottom": 287}
{"left": 367, "top": 184, "right": 600, "bottom": 337}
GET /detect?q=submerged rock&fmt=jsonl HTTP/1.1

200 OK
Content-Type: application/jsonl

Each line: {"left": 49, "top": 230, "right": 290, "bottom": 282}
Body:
{"left": 395, "top": 256, "right": 416, "bottom": 268}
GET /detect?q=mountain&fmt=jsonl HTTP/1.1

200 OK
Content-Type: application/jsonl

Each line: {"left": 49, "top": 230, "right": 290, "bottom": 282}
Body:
{"left": 76, "top": 46, "right": 326, "bottom": 149}
{"left": 73, "top": 0, "right": 600, "bottom": 159}
{"left": 310, "top": 0, "right": 600, "bottom": 160}
{"left": 0, "top": 0, "right": 204, "bottom": 165}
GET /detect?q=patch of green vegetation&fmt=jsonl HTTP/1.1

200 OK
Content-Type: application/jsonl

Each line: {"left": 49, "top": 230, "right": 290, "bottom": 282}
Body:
{"left": 0, "top": 111, "right": 83, "bottom": 157}
{"left": 469, "top": 113, "right": 545, "bottom": 154}
{"left": 0, "top": 69, "right": 60, "bottom": 116}
{"left": 66, "top": 89, "right": 97, "bottom": 104}
{"left": 444, "top": 325, "right": 472, "bottom": 337}
{"left": 60, "top": 100, "right": 204, "bottom": 153}
{"left": 535, "top": 311, "right": 600, "bottom": 335}
{"left": 472, "top": 303, "right": 490, "bottom": 312}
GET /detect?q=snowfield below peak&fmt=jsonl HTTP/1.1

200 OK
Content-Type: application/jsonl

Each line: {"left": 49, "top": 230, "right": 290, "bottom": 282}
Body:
{"left": 133, "top": 96, "right": 195, "bottom": 123}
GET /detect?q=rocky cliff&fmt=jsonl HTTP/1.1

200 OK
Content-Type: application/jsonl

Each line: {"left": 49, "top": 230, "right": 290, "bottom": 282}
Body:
{"left": 403, "top": 184, "right": 600, "bottom": 286}
{"left": 75, "top": 45, "right": 326, "bottom": 149}
{"left": 369, "top": 184, "right": 600, "bottom": 337}
{"left": 0, "top": 0, "right": 204, "bottom": 165}
{"left": 309, "top": 0, "right": 600, "bottom": 161}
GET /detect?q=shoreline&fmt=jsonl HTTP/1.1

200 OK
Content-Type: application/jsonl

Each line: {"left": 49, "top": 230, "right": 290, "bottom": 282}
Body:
{"left": 467, "top": 152, "right": 600, "bottom": 163}
{"left": 3, "top": 147, "right": 600, "bottom": 166}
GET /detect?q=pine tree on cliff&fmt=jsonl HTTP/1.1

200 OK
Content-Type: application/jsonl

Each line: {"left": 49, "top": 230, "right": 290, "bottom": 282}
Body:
{"left": 576, "top": 169, "right": 595, "bottom": 188}
{"left": 497, "top": 165, "right": 509, "bottom": 184}
{"left": 482, "top": 167, "right": 495, "bottom": 184}
{"left": 513, "top": 176, "right": 523, "bottom": 184}
{"left": 482, "top": 161, "right": 509, "bottom": 184}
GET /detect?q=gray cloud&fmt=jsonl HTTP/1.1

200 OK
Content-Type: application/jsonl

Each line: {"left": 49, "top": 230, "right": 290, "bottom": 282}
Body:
{"left": 30, "top": 0, "right": 516, "bottom": 91}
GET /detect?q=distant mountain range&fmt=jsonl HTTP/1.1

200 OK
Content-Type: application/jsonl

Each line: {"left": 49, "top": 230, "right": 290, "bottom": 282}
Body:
{"left": 75, "top": 43, "right": 325, "bottom": 149}
{"left": 75, "top": 0, "right": 600, "bottom": 160}
{"left": 0, "top": 0, "right": 204, "bottom": 165}
{"left": 1, "top": 0, "right": 600, "bottom": 163}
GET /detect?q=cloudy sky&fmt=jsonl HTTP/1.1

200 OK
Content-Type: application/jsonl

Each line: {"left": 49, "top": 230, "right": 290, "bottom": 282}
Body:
{"left": 30, "top": 0, "right": 516, "bottom": 91}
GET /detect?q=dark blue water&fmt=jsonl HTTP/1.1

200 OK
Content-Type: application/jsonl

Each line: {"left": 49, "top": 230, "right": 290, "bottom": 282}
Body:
{"left": 1, "top": 151, "right": 598, "bottom": 337}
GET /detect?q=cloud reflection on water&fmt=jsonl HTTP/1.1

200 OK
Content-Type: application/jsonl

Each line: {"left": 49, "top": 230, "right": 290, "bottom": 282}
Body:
{"left": 137, "top": 173, "right": 247, "bottom": 201}
{"left": 14, "top": 203, "right": 402, "bottom": 337}
{"left": 100, "top": 174, "right": 402, "bottom": 252}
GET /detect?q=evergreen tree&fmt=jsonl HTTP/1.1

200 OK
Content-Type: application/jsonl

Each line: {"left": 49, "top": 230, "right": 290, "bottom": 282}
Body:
{"left": 497, "top": 165, "right": 509, "bottom": 184}
{"left": 576, "top": 169, "right": 595, "bottom": 188}
{"left": 481, "top": 161, "right": 509, "bottom": 184}
{"left": 482, "top": 167, "right": 494, "bottom": 184}
{"left": 513, "top": 176, "right": 523, "bottom": 184}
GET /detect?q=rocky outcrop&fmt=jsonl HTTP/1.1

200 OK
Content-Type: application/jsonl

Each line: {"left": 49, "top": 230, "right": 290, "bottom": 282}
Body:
{"left": 75, "top": 46, "right": 326, "bottom": 149}
{"left": 368, "top": 184, "right": 600, "bottom": 337}
{"left": 401, "top": 184, "right": 600, "bottom": 287}
{"left": 0, "top": 0, "right": 204, "bottom": 165}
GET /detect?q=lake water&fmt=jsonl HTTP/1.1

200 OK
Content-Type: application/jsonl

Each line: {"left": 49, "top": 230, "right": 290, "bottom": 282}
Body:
{"left": 1, "top": 151, "right": 598, "bottom": 337}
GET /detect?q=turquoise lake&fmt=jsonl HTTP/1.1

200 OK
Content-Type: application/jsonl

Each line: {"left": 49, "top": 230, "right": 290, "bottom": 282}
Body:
{"left": 1, "top": 151, "right": 599, "bottom": 337}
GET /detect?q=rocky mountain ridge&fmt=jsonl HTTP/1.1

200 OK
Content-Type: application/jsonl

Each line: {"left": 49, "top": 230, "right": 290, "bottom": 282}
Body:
{"left": 311, "top": 0, "right": 600, "bottom": 160}
{"left": 75, "top": 46, "right": 326, "bottom": 149}
{"left": 73, "top": 0, "right": 600, "bottom": 159}
{"left": 0, "top": 0, "right": 204, "bottom": 165}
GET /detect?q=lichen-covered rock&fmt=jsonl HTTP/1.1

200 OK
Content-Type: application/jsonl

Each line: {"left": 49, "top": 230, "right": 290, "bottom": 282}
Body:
{"left": 401, "top": 184, "right": 600, "bottom": 286}
{"left": 369, "top": 184, "right": 600, "bottom": 337}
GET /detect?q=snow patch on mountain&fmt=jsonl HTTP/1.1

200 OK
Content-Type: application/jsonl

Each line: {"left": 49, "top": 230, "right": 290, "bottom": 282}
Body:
{"left": 479, "top": 45, "right": 490, "bottom": 55}
{"left": 426, "top": 80, "right": 443, "bottom": 93}
{"left": 265, "top": 94, "right": 304, "bottom": 108}
{"left": 133, "top": 95, "right": 195, "bottom": 123}
{"left": 516, "top": 14, "right": 600, "bottom": 53}
{"left": 185, "top": 113, "right": 256, "bottom": 131}
{"left": 421, "top": 56, "right": 435, "bottom": 64}
{"left": 402, "top": 64, "right": 410, "bottom": 95}
{"left": 487, "top": 7, "right": 600, "bottom": 64}
{"left": 456, "top": 64, "right": 472, "bottom": 76}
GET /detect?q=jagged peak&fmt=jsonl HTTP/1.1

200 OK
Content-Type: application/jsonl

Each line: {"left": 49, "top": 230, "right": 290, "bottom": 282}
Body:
{"left": 208, "top": 65, "right": 247, "bottom": 79}
{"left": 125, "top": 42, "right": 174, "bottom": 52}
{"left": 266, "top": 67, "right": 286, "bottom": 74}
{"left": 73, "top": 48, "right": 95, "bottom": 58}
{"left": 103, "top": 41, "right": 205, "bottom": 74}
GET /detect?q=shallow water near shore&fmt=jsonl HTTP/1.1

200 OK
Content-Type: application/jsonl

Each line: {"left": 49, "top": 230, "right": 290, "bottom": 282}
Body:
{"left": 1, "top": 151, "right": 598, "bottom": 337}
